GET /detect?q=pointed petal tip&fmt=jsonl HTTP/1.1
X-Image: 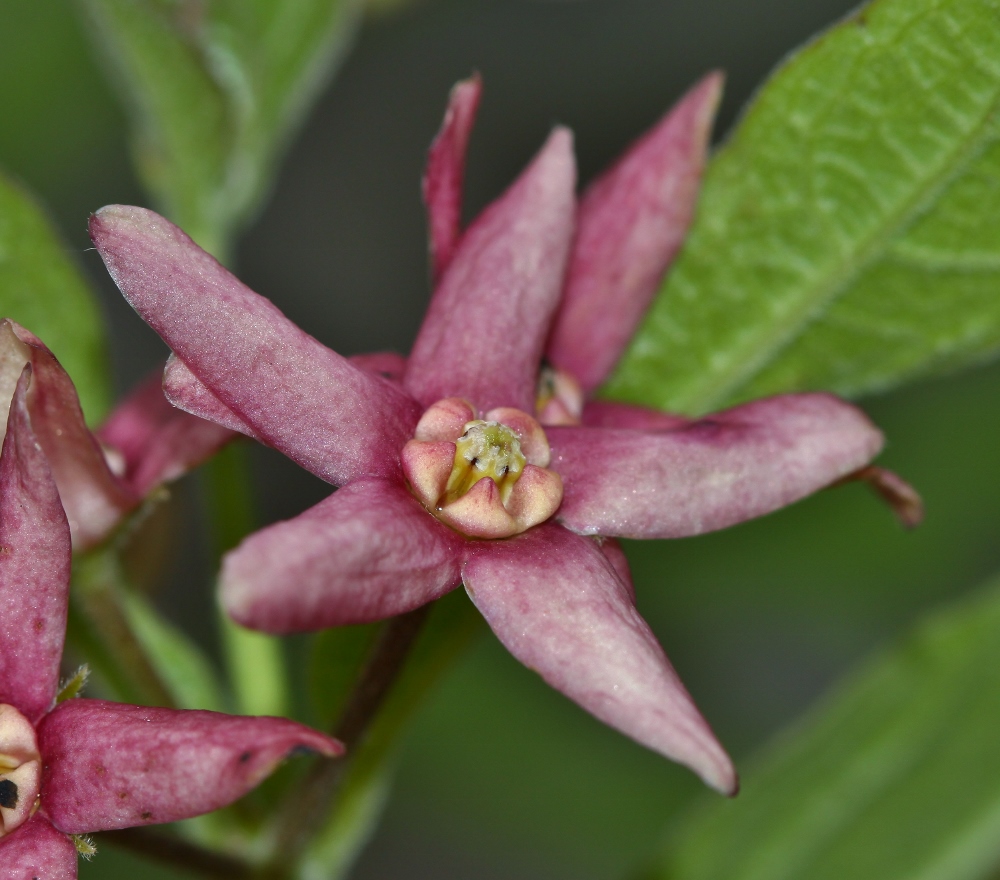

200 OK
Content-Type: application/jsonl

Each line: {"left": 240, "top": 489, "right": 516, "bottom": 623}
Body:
{"left": 547, "top": 75, "right": 719, "bottom": 391}
{"left": 407, "top": 121, "right": 577, "bottom": 412}
{"left": 702, "top": 753, "right": 739, "bottom": 797}
{"left": 542, "top": 126, "right": 576, "bottom": 170}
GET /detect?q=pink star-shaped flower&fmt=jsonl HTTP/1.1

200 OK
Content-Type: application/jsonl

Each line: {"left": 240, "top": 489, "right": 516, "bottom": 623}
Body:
{"left": 0, "top": 368, "right": 341, "bottom": 877}
{"left": 0, "top": 320, "right": 234, "bottom": 550}
{"left": 89, "top": 75, "right": 892, "bottom": 795}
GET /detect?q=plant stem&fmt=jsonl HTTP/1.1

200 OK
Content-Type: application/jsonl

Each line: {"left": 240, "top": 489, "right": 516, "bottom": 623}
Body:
{"left": 71, "top": 546, "right": 176, "bottom": 708}
{"left": 265, "top": 605, "right": 431, "bottom": 874}
{"left": 100, "top": 827, "right": 255, "bottom": 879}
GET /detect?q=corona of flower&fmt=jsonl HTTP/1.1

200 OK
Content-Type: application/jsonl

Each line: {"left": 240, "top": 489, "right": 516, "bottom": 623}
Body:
{"left": 89, "top": 75, "right": 908, "bottom": 796}
{"left": 0, "top": 367, "right": 342, "bottom": 877}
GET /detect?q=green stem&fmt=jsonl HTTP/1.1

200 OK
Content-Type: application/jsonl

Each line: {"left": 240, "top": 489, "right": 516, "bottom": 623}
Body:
{"left": 100, "top": 827, "right": 255, "bottom": 879}
{"left": 70, "top": 546, "right": 176, "bottom": 708}
{"left": 264, "top": 605, "right": 432, "bottom": 875}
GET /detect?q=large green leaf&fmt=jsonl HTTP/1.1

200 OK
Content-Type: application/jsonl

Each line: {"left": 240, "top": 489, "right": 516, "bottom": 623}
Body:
{"left": 0, "top": 172, "right": 110, "bottom": 420}
{"left": 646, "top": 574, "right": 1000, "bottom": 880}
{"left": 609, "top": 0, "right": 1000, "bottom": 414}
{"left": 77, "top": 0, "right": 362, "bottom": 257}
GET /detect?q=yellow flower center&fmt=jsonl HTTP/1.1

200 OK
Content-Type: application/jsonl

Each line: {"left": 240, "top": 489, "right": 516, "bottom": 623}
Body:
{"left": 401, "top": 398, "right": 564, "bottom": 539}
{"left": 443, "top": 421, "right": 526, "bottom": 506}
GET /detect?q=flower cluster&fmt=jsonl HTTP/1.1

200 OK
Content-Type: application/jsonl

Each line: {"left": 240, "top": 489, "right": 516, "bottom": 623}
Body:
{"left": 85, "top": 75, "right": 911, "bottom": 796}
{"left": 0, "top": 367, "right": 341, "bottom": 877}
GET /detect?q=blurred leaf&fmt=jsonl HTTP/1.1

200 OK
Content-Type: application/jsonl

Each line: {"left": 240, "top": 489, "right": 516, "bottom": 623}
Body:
{"left": 122, "top": 591, "right": 228, "bottom": 712}
{"left": 0, "top": 172, "right": 111, "bottom": 420}
{"left": 221, "top": 616, "right": 289, "bottom": 716}
{"left": 203, "top": 444, "right": 290, "bottom": 717}
{"left": 76, "top": 0, "right": 363, "bottom": 256}
{"left": 610, "top": 0, "right": 1000, "bottom": 414}
{"left": 647, "top": 572, "right": 1000, "bottom": 880}
{"left": 309, "top": 623, "right": 379, "bottom": 728}
{"left": 300, "top": 591, "right": 485, "bottom": 879}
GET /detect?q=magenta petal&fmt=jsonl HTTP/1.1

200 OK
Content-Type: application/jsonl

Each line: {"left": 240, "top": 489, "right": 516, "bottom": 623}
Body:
{"left": 596, "top": 537, "right": 635, "bottom": 601}
{"left": 582, "top": 399, "right": 692, "bottom": 431}
{"left": 221, "top": 478, "right": 464, "bottom": 633}
{"left": 90, "top": 206, "right": 422, "bottom": 485}
{"left": 0, "top": 368, "right": 70, "bottom": 723}
{"left": 38, "top": 699, "right": 343, "bottom": 834}
{"left": 0, "top": 814, "right": 77, "bottom": 880}
{"left": 162, "top": 355, "right": 262, "bottom": 440}
{"left": 424, "top": 74, "right": 482, "bottom": 283}
{"left": 406, "top": 129, "right": 577, "bottom": 413}
{"left": 552, "top": 393, "right": 884, "bottom": 539}
{"left": 348, "top": 351, "right": 408, "bottom": 385}
{"left": 463, "top": 524, "right": 736, "bottom": 793}
{"left": 547, "top": 73, "right": 723, "bottom": 392}
{"left": 0, "top": 321, "right": 136, "bottom": 548}
{"left": 97, "top": 370, "right": 235, "bottom": 497}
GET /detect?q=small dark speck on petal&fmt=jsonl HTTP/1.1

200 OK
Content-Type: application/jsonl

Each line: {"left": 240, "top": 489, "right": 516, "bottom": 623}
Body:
{"left": 140, "top": 811, "right": 152, "bottom": 820}
{"left": 239, "top": 751, "right": 252, "bottom": 764}
{"left": 0, "top": 778, "right": 19, "bottom": 809}
{"left": 33, "top": 619, "right": 44, "bottom": 632}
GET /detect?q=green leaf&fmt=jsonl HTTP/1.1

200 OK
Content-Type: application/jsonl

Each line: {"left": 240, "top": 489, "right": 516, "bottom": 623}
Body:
{"left": 609, "top": 0, "right": 1000, "bottom": 414}
{"left": 0, "top": 172, "right": 111, "bottom": 420}
{"left": 647, "top": 574, "right": 1000, "bottom": 880}
{"left": 309, "top": 623, "right": 380, "bottom": 729}
{"left": 76, "top": 0, "right": 362, "bottom": 257}
{"left": 122, "top": 591, "right": 228, "bottom": 712}
{"left": 202, "top": 444, "right": 291, "bottom": 717}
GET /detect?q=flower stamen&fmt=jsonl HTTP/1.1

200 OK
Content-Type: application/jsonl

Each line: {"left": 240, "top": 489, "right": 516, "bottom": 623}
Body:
{"left": 443, "top": 421, "right": 525, "bottom": 505}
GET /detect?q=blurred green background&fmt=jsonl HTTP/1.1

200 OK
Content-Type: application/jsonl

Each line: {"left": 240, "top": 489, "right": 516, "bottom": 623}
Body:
{"left": 3, "top": 1, "right": 999, "bottom": 877}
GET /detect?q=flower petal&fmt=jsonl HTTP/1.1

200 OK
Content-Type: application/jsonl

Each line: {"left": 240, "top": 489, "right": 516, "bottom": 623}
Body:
{"left": 162, "top": 355, "right": 262, "bottom": 440}
{"left": 96, "top": 370, "right": 235, "bottom": 498}
{"left": 406, "top": 129, "right": 577, "bottom": 414}
{"left": 552, "top": 393, "right": 884, "bottom": 538}
{"left": 0, "top": 320, "right": 136, "bottom": 549}
{"left": 89, "top": 206, "right": 422, "bottom": 485}
{"left": 596, "top": 537, "right": 635, "bottom": 601}
{"left": 38, "top": 699, "right": 343, "bottom": 834}
{"left": 0, "top": 814, "right": 77, "bottom": 880}
{"left": 424, "top": 74, "right": 482, "bottom": 283}
{"left": 348, "top": 351, "right": 407, "bottom": 384}
{"left": 221, "top": 478, "right": 464, "bottom": 633}
{"left": 547, "top": 73, "right": 723, "bottom": 391}
{"left": 0, "top": 368, "right": 70, "bottom": 723}
{"left": 463, "top": 524, "right": 736, "bottom": 794}
{"left": 581, "top": 399, "right": 692, "bottom": 431}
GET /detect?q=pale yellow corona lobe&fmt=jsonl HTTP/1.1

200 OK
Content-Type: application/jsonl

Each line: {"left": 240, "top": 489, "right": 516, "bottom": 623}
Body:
{"left": 0, "top": 703, "right": 42, "bottom": 838}
{"left": 402, "top": 398, "right": 563, "bottom": 539}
